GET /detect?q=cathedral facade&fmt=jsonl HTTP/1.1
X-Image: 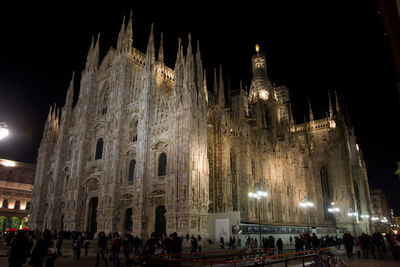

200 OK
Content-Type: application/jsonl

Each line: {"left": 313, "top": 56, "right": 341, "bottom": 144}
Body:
{"left": 30, "top": 15, "right": 372, "bottom": 239}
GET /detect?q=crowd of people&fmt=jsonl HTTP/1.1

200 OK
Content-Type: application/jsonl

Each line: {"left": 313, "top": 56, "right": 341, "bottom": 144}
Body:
{"left": 2, "top": 228, "right": 400, "bottom": 266}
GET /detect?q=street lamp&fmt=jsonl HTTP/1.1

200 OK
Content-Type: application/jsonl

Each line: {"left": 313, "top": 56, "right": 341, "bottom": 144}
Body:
{"left": 328, "top": 202, "right": 340, "bottom": 235}
{"left": 299, "top": 201, "right": 314, "bottom": 233}
{"left": 360, "top": 214, "right": 370, "bottom": 234}
{"left": 248, "top": 190, "right": 268, "bottom": 248}
{"left": 0, "top": 122, "right": 9, "bottom": 140}
{"left": 347, "top": 211, "right": 358, "bottom": 236}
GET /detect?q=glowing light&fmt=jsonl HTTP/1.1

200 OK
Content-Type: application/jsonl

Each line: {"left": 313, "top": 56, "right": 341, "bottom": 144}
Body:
{"left": 0, "top": 122, "right": 9, "bottom": 140}
{"left": 299, "top": 201, "right": 314, "bottom": 207}
{"left": 360, "top": 214, "right": 370, "bottom": 219}
{"left": 371, "top": 217, "right": 379, "bottom": 221}
{"left": 347, "top": 212, "right": 357, "bottom": 217}
{"left": 248, "top": 190, "right": 267, "bottom": 200}
{"left": 255, "top": 44, "right": 260, "bottom": 53}
{"left": 329, "top": 120, "right": 336, "bottom": 128}
{"left": 328, "top": 207, "right": 340, "bottom": 213}
{"left": 356, "top": 144, "right": 359, "bottom": 151}
{"left": 1, "top": 160, "right": 16, "bottom": 167}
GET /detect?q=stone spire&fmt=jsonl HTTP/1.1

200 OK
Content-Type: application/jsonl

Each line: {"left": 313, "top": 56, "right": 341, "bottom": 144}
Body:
{"left": 328, "top": 92, "right": 333, "bottom": 118}
{"left": 213, "top": 67, "right": 218, "bottom": 96}
{"left": 65, "top": 72, "right": 75, "bottom": 108}
{"left": 289, "top": 102, "right": 295, "bottom": 128}
{"left": 145, "top": 24, "right": 155, "bottom": 67}
{"left": 218, "top": 65, "right": 225, "bottom": 107}
{"left": 125, "top": 11, "right": 133, "bottom": 53}
{"left": 185, "top": 33, "right": 195, "bottom": 93}
{"left": 334, "top": 90, "right": 340, "bottom": 113}
{"left": 203, "top": 70, "right": 208, "bottom": 102}
{"left": 227, "top": 78, "right": 231, "bottom": 107}
{"left": 195, "top": 39, "right": 204, "bottom": 95}
{"left": 308, "top": 97, "right": 314, "bottom": 121}
{"left": 117, "top": 16, "right": 126, "bottom": 52}
{"left": 158, "top": 32, "right": 164, "bottom": 63}
{"left": 173, "top": 38, "right": 184, "bottom": 89}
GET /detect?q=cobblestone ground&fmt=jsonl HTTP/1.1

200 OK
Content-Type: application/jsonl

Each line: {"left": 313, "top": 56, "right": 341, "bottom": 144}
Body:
{"left": 0, "top": 241, "right": 399, "bottom": 266}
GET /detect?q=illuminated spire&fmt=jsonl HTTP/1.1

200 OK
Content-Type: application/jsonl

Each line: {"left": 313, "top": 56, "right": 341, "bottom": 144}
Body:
{"left": 328, "top": 92, "right": 333, "bottom": 118}
{"left": 308, "top": 97, "right": 314, "bottom": 121}
{"left": 255, "top": 44, "right": 260, "bottom": 55}
{"left": 334, "top": 90, "right": 340, "bottom": 113}
{"left": 218, "top": 65, "right": 225, "bottom": 107}
{"left": 158, "top": 32, "right": 164, "bottom": 63}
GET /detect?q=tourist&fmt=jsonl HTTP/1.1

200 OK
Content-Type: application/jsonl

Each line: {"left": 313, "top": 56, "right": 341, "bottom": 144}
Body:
{"left": 197, "top": 235, "right": 203, "bottom": 253}
{"left": 359, "top": 233, "right": 369, "bottom": 259}
{"left": 372, "top": 229, "right": 385, "bottom": 259}
{"left": 343, "top": 231, "right": 354, "bottom": 259}
{"left": 8, "top": 230, "right": 30, "bottom": 267}
{"left": 276, "top": 237, "right": 283, "bottom": 254}
{"left": 190, "top": 235, "right": 198, "bottom": 253}
{"left": 29, "top": 229, "right": 56, "bottom": 267}
{"left": 111, "top": 232, "right": 122, "bottom": 267}
{"left": 123, "top": 230, "right": 134, "bottom": 266}
{"left": 354, "top": 237, "right": 361, "bottom": 259}
{"left": 74, "top": 233, "right": 83, "bottom": 260}
{"left": 83, "top": 237, "right": 90, "bottom": 256}
{"left": 56, "top": 233, "right": 63, "bottom": 256}
{"left": 95, "top": 232, "right": 108, "bottom": 267}
{"left": 387, "top": 231, "right": 400, "bottom": 260}
{"left": 219, "top": 237, "right": 225, "bottom": 249}
{"left": 289, "top": 236, "right": 293, "bottom": 246}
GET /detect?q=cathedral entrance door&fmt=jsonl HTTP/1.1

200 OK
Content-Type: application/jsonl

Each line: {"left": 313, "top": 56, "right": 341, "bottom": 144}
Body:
{"left": 88, "top": 197, "right": 98, "bottom": 234}
{"left": 155, "top": 205, "right": 166, "bottom": 237}
{"left": 125, "top": 208, "right": 133, "bottom": 232}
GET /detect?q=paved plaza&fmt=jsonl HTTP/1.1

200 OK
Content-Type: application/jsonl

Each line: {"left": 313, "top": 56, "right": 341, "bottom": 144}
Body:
{"left": 0, "top": 240, "right": 399, "bottom": 267}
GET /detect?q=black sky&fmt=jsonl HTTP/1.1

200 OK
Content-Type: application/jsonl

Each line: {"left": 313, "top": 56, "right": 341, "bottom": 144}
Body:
{"left": 0, "top": 1, "right": 399, "bottom": 213}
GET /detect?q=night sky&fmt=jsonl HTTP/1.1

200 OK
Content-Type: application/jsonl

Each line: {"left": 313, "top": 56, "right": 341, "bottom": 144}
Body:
{"left": 0, "top": 2, "right": 399, "bottom": 213}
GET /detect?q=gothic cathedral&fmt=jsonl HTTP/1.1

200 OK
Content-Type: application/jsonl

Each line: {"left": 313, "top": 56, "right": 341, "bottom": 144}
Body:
{"left": 30, "top": 14, "right": 372, "bottom": 239}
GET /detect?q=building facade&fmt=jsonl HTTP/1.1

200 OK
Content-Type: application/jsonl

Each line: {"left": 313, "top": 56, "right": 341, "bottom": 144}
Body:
{"left": 0, "top": 158, "right": 34, "bottom": 232}
{"left": 30, "top": 15, "right": 372, "bottom": 238}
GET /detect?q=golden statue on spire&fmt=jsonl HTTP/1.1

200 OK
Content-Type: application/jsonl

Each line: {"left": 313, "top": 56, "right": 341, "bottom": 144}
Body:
{"left": 255, "top": 44, "right": 260, "bottom": 54}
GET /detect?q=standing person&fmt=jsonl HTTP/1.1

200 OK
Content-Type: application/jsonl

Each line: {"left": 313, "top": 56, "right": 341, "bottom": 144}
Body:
{"left": 190, "top": 235, "right": 198, "bottom": 253}
{"left": 111, "top": 232, "right": 122, "bottom": 267}
{"left": 123, "top": 230, "right": 134, "bottom": 266}
{"left": 56, "top": 233, "right": 63, "bottom": 257}
{"left": 29, "top": 230, "right": 55, "bottom": 267}
{"left": 354, "top": 237, "right": 361, "bottom": 259}
{"left": 83, "top": 238, "right": 90, "bottom": 256}
{"left": 74, "top": 234, "right": 83, "bottom": 260}
{"left": 197, "top": 235, "right": 203, "bottom": 253}
{"left": 372, "top": 229, "right": 385, "bottom": 259}
{"left": 96, "top": 232, "right": 108, "bottom": 267}
{"left": 8, "top": 230, "right": 30, "bottom": 267}
{"left": 343, "top": 231, "right": 354, "bottom": 259}
{"left": 276, "top": 238, "right": 283, "bottom": 255}
{"left": 359, "top": 233, "right": 369, "bottom": 259}
{"left": 219, "top": 237, "right": 225, "bottom": 249}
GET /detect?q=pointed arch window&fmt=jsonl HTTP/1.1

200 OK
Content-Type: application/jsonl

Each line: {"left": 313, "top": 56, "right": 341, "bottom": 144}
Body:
{"left": 132, "top": 120, "right": 138, "bottom": 142}
{"left": 99, "top": 85, "right": 109, "bottom": 115}
{"left": 128, "top": 160, "right": 136, "bottom": 181}
{"left": 95, "top": 138, "right": 104, "bottom": 160}
{"left": 158, "top": 153, "right": 167, "bottom": 176}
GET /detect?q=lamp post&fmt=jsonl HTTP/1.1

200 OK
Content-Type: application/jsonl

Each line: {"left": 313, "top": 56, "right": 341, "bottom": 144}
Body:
{"left": 0, "top": 122, "right": 9, "bottom": 140}
{"left": 347, "top": 211, "right": 358, "bottom": 236}
{"left": 299, "top": 201, "right": 314, "bottom": 233}
{"left": 328, "top": 202, "right": 340, "bottom": 235}
{"left": 360, "top": 214, "right": 370, "bottom": 234}
{"left": 248, "top": 190, "right": 267, "bottom": 248}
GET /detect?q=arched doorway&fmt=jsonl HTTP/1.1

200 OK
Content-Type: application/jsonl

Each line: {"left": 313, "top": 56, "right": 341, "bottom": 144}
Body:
{"left": 88, "top": 197, "right": 98, "bottom": 234}
{"left": 155, "top": 205, "right": 166, "bottom": 237}
{"left": 125, "top": 208, "right": 133, "bottom": 232}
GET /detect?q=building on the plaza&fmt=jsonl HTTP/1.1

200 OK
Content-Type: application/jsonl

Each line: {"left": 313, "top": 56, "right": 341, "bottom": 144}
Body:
{"left": 29, "top": 14, "right": 372, "bottom": 240}
{"left": 0, "top": 158, "right": 35, "bottom": 232}
{"left": 370, "top": 189, "right": 391, "bottom": 232}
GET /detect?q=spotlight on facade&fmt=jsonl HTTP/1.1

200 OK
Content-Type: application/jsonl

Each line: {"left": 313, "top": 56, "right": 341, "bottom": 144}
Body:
{"left": 0, "top": 122, "right": 9, "bottom": 140}
{"left": 0, "top": 160, "right": 16, "bottom": 167}
{"left": 371, "top": 217, "right": 379, "bottom": 221}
